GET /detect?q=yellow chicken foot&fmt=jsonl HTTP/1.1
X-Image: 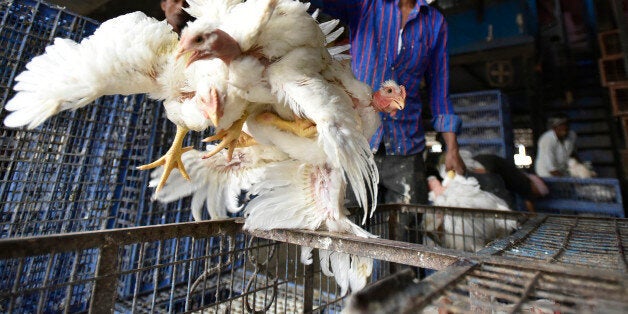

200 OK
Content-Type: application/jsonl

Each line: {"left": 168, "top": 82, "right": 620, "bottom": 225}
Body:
{"left": 202, "top": 112, "right": 253, "bottom": 161}
{"left": 137, "top": 125, "right": 193, "bottom": 192}
{"left": 256, "top": 112, "right": 317, "bottom": 138}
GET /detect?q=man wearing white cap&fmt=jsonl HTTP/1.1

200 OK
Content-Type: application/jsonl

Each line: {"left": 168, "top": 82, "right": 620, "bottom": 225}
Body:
{"left": 535, "top": 114, "right": 578, "bottom": 177}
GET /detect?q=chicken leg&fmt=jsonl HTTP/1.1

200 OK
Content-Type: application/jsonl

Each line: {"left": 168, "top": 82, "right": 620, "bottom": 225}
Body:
{"left": 137, "top": 125, "right": 193, "bottom": 191}
{"left": 256, "top": 112, "right": 318, "bottom": 138}
{"left": 202, "top": 111, "right": 256, "bottom": 161}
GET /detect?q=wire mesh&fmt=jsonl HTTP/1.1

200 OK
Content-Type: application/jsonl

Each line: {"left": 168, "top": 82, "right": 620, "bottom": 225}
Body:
{"left": 0, "top": 0, "right": 218, "bottom": 238}
{"left": 484, "top": 215, "right": 628, "bottom": 272}
{"left": 451, "top": 90, "right": 513, "bottom": 159}
{"left": 360, "top": 205, "right": 530, "bottom": 254}
{"left": 0, "top": 220, "right": 354, "bottom": 313}
{"left": 414, "top": 261, "right": 628, "bottom": 313}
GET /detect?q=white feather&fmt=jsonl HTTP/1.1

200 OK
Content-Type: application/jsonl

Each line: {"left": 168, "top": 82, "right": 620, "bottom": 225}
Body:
{"left": 4, "top": 12, "right": 178, "bottom": 129}
{"left": 151, "top": 145, "right": 288, "bottom": 220}
{"left": 426, "top": 175, "right": 518, "bottom": 252}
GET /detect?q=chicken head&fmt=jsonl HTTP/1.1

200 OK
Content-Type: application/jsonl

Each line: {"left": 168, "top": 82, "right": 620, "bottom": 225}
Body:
{"left": 371, "top": 80, "right": 406, "bottom": 116}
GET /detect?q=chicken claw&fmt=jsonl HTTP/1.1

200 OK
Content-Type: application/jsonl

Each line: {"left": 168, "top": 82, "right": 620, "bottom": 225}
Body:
{"left": 202, "top": 112, "right": 254, "bottom": 161}
{"left": 137, "top": 125, "right": 193, "bottom": 192}
{"left": 256, "top": 112, "right": 317, "bottom": 138}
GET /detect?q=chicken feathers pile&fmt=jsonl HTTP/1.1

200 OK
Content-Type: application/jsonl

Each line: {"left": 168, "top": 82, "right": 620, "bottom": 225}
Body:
{"left": 2, "top": 0, "right": 407, "bottom": 295}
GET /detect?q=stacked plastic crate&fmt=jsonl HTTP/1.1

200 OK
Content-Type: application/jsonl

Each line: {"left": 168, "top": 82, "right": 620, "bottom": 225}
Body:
{"left": 0, "top": 1, "right": 242, "bottom": 312}
{"left": 533, "top": 177, "right": 624, "bottom": 217}
{"left": 451, "top": 90, "right": 513, "bottom": 159}
{"left": 599, "top": 29, "right": 628, "bottom": 178}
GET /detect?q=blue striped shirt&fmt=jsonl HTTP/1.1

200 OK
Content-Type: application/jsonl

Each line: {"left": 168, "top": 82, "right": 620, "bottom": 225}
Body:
{"left": 312, "top": 0, "right": 461, "bottom": 155}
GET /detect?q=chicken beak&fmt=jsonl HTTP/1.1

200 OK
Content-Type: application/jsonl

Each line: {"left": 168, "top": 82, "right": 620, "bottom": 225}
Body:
{"left": 175, "top": 34, "right": 191, "bottom": 60}
{"left": 176, "top": 35, "right": 201, "bottom": 67}
{"left": 388, "top": 98, "right": 406, "bottom": 117}
{"left": 197, "top": 87, "right": 222, "bottom": 127}
{"left": 388, "top": 85, "right": 406, "bottom": 117}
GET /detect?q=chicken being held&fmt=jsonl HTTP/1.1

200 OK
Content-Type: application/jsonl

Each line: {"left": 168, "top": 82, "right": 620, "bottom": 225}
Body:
{"left": 152, "top": 78, "right": 406, "bottom": 295}
{"left": 177, "top": 0, "right": 408, "bottom": 221}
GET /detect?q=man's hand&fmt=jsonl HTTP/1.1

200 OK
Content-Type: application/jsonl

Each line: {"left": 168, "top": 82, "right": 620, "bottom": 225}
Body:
{"left": 442, "top": 132, "right": 466, "bottom": 175}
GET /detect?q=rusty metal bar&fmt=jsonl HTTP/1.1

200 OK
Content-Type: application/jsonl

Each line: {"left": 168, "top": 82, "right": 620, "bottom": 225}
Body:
{"left": 89, "top": 239, "right": 119, "bottom": 314}
{"left": 0, "top": 219, "right": 242, "bottom": 259}
{"left": 375, "top": 203, "right": 533, "bottom": 218}
{"left": 614, "top": 219, "right": 627, "bottom": 273}
{"left": 344, "top": 268, "right": 417, "bottom": 313}
{"left": 303, "top": 253, "right": 314, "bottom": 313}
{"left": 246, "top": 229, "right": 467, "bottom": 270}
{"left": 403, "top": 260, "right": 478, "bottom": 312}
{"left": 478, "top": 215, "right": 548, "bottom": 255}
{"left": 248, "top": 227, "right": 628, "bottom": 283}
{"left": 507, "top": 271, "right": 541, "bottom": 314}
{"left": 546, "top": 217, "right": 578, "bottom": 263}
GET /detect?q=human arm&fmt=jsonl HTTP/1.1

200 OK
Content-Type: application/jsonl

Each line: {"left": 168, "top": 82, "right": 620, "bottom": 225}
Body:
{"left": 442, "top": 132, "right": 466, "bottom": 175}
{"left": 426, "top": 18, "right": 464, "bottom": 175}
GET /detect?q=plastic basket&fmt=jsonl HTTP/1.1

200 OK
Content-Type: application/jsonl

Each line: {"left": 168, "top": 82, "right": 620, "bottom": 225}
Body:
{"left": 0, "top": 248, "right": 99, "bottom": 313}
{"left": 118, "top": 234, "right": 247, "bottom": 298}
{"left": 534, "top": 177, "right": 624, "bottom": 218}
{"left": 451, "top": 90, "right": 513, "bottom": 159}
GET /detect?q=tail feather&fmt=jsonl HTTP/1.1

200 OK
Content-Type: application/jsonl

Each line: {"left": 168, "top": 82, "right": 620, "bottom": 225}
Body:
{"left": 319, "top": 249, "right": 372, "bottom": 296}
{"left": 270, "top": 70, "right": 378, "bottom": 223}
{"left": 318, "top": 19, "right": 340, "bottom": 39}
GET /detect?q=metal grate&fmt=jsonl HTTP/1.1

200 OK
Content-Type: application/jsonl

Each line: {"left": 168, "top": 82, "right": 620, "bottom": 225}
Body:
{"left": 0, "top": 220, "right": 349, "bottom": 313}
{"left": 1, "top": 212, "right": 627, "bottom": 313}
{"left": 402, "top": 261, "right": 627, "bottom": 313}
{"left": 482, "top": 215, "right": 628, "bottom": 272}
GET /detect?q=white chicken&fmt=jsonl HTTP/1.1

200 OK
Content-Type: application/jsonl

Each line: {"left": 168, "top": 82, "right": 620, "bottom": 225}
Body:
{"left": 0, "top": 11, "right": 235, "bottom": 191}
{"left": 425, "top": 175, "right": 518, "bottom": 252}
{"left": 176, "top": 0, "right": 405, "bottom": 220}
{"left": 152, "top": 79, "right": 406, "bottom": 295}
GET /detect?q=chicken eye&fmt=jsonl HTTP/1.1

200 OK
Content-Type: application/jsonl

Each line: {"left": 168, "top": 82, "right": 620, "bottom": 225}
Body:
{"left": 194, "top": 35, "right": 204, "bottom": 44}
{"left": 385, "top": 87, "right": 392, "bottom": 93}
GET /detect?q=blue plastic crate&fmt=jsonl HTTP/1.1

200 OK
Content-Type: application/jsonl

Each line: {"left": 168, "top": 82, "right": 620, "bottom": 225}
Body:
{"left": 534, "top": 178, "right": 624, "bottom": 218}
{"left": 451, "top": 90, "right": 513, "bottom": 159}
{"left": 0, "top": 0, "right": 232, "bottom": 311}
{"left": 0, "top": 248, "right": 98, "bottom": 313}
{"left": 118, "top": 234, "right": 246, "bottom": 298}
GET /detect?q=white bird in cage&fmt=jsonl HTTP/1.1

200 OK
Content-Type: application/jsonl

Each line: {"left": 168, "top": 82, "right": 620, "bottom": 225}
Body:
{"left": 425, "top": 175, "right": 518, "bottom": 252}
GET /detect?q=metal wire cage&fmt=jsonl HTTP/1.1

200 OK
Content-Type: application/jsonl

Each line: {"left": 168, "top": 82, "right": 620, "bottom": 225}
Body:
{"left": 3, "top": 207, "right": 624, "bottom": 313}
{"left": 1, "top": 1, "right": 627, "bottom": 313}
{"left": 0, "top": 0, "right": 210, "bottom": 237}
{"left": 0, "top": 0, "right": 219, "bottom": 310}
{"left": 533, "top": 177, "right": 624, "bottom": 218}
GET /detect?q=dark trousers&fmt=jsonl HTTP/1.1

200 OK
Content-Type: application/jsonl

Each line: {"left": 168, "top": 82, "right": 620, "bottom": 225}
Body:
{"left": 375, "top": 153, "right": 428, "bottom": 243}
{"left": 374, "top": 153, "right": 428, "bottom": 205}
{"left": 345, "top": 153, "right": 428, "bottom": 242}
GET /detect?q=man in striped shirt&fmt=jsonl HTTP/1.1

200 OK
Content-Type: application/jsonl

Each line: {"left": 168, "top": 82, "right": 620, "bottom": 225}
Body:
{"left": 311, "top": 0, "right": 465, "bottom": 210}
